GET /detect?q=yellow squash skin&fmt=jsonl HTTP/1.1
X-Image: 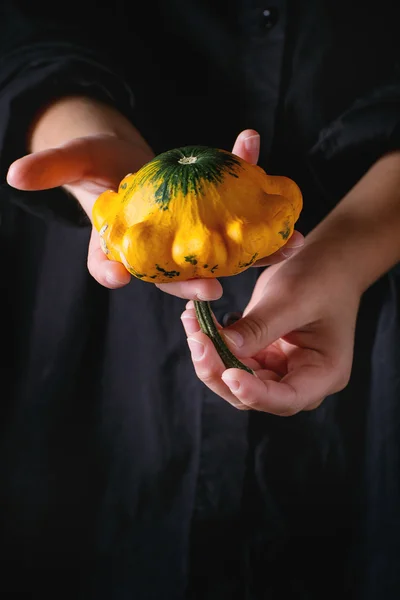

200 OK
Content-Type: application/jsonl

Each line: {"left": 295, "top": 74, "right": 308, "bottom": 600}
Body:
{"left": 92, "top": 146, "right": 302, "bottom": 283}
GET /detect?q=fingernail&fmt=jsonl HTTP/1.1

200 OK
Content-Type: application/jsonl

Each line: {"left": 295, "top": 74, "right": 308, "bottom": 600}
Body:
{"left": 181, "top": 314, "right": 199, "bottom": 335}
{"left": 284, "top": 240, "right": 304, "bottom": 250}
{"left": 196, "top": 292, "right": 217, "bottom": 301}
{"left": 285, "top": 232, "right": 304, "bottom": 248}
{"left": 281, "top": 247, "right": 299, "bottom": 258}
{"left": 244, "top": 134, "right": 260, "bottom": 153}
{"left": 187, "top": 338, "right": 205, "bottom": 361}
{"left": 221, "top": 374, "right": 240, "bottom": 392}
{"left": 281, "top": 235, "right": 304, "bottom": 258}
{"left": 222, "top": 330, "right": 244, "bottom": 348}
{"left": 105, "top": 271, "right": 127, "bottom": 286}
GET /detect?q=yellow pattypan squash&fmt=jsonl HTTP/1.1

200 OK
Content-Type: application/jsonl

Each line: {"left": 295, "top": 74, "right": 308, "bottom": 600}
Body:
{"left": 93, "top": 146, "right": 302, "bottom": 374}
{"left": 92, "top": 146, "right": 302, "bottom": 283}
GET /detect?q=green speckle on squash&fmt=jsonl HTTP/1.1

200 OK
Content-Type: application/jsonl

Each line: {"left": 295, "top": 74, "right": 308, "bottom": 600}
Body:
{"left": 155, "top": 265, "right": 180, "bottom": 278}
{"left": 120, "top": 182, "right": 128, "bottom": 190}
{"left": 203, "top": 264, "right": 208, "bottom": 268}
{"left": 184, "top": 254, "right": 198, "bottom": 265}
{"left": 121, "top": 182, "right": 136, "bottom": 202}
{"left": 210, "top": 264, "right": 218, "bottom": 273}
{"left": 238, "top": 253, "right": 258, "bottom": 268}
{"left": 279, "top": 222, "right": 291, "bottom": 240}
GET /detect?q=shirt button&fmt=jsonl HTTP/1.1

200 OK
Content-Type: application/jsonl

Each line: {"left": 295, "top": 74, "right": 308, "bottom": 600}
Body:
{"left": 261, "top": 7, "right": 279, "bottom": 30}
{"left": 222, "top": 311, "right": 243, "bottom": 327}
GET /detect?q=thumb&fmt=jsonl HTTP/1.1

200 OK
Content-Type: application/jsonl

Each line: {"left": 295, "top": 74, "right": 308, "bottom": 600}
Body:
{"left": 7, "top": 134, "right": 153, "bottom": 192}
{"left": 7, "top": 134, "right": 154, "bottom": 218}
{"left": 221, "top": 293, "right": 300, "bottom": 358}
{"left": 232, "top": 129, "right": 260, "bottom": 165}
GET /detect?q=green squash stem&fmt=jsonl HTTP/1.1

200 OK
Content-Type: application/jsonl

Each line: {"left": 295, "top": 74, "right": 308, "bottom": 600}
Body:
{"left": 193, "top": 300, "right": 254, "bottom": 375}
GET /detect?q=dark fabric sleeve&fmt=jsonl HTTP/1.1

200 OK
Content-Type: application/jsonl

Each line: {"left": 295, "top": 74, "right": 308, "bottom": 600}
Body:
{"left": 308, "top": 80, "right": 400, "bottom": 203}
{"left": 0, "top": 2, "right": 135, "bottom": 225}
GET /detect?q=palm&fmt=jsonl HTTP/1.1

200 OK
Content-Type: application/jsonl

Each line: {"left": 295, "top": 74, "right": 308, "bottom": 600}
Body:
{"left": 7, "top": 134, "right": 154, "bottom": 287}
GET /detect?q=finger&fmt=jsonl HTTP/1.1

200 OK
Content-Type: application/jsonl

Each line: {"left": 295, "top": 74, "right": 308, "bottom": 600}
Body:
{"left": 181, "top": 309, "right": 202, "bottom": 336}
{"left": 185, "top": 299, "right": 223, "bottom": 322}
{"left": 221, "top": 368, "right": 284, "bottom": 414}
{"left": 221, "top": 361, "right": 340, "bottom": 415}
{"left": 7, "top": 134, "right": 152, "bottom": 192}
{"left": 87, "top": 227, "right": 131, "bottom": 289}
{"left": 279, "top": 348, "right": 350, "bottom": 411}
{"left": 232, "top": 129, "right": 260, "bottom": 164}
{"left": 65, "top": 181, "right": 110, "bottom": 218}
{"left": 253, "top": 230, "right": 305, "bottom": 266}
{"left": 221, "top": 368, "right": 296, "bottom": 415}
{"left": 181, "top": 307, "right": 222, "bottom": 336}
{"left": 303, "top": 398, "right": 325, "bottom": 411}
{"left": 221, "top": 294, "right": 300, "bottom": 360}
{"left": 7, "top": 139, "right": 115, "bottom": 190}
{"left": 156, "top": 278, "right": 223, "bottom": 301}
{"left": 185, "top": 329, "right": 259, "bottom": 410}
{"left": 253, "top": 344, "right": 288, "bottom": 377}
{"left": 187, "top": 332, "right": 247, "bottom": 409}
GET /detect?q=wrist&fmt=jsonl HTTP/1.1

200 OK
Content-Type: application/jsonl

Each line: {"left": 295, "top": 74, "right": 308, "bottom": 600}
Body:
{"left": 28, "top": 95, "right": 149, "bottom": 153}
{"left": 304, "top": 152, "right": 400, "bottom": 294}
{"left": 302, "top": 217, "right": 372, "bottom": 296}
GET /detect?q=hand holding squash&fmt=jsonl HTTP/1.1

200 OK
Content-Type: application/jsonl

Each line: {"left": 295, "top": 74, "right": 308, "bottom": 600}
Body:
{"left": 92, "top": 139, "right": 302, "bottom": 284}
{"left": 92, "top": 131, "right": 303, "bottom": 373}
{"left": 181, "top": 243, "right": 360, "bottom": 413}
{"left": 7, "top": 127, "right": 301, "bottom": 298}
{"left": 7, "top": 133, "right": 154, "bottom": 288}
{"left": 7, "top": 126, "right": 303, "bottom": 375}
